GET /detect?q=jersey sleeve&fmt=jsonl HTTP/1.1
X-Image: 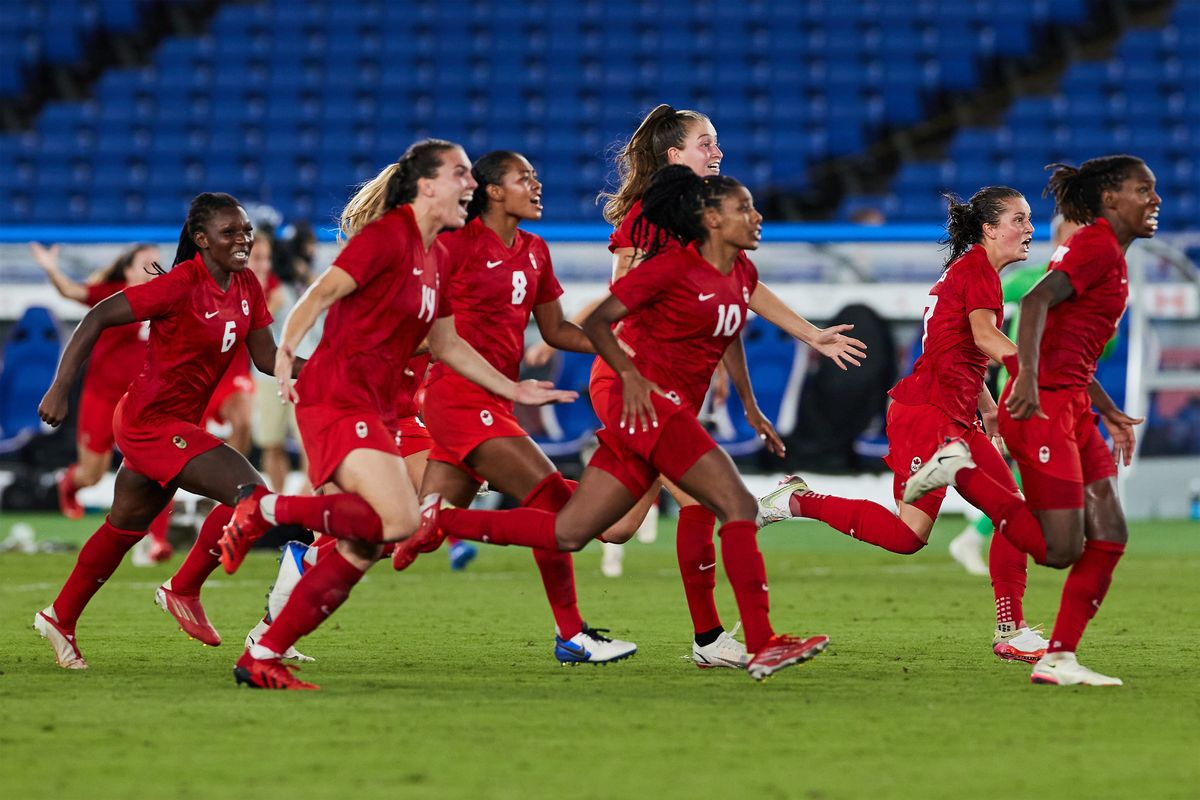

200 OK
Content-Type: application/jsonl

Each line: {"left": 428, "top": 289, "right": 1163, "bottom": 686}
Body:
{"left": 608, "top": 216, "right": 636, "bottom": 253}
{"left": 247, "top": 273, "right": 273, "bottom": 331}
{"left": 123, "top": 264, "right": 188, "bottom": 321}
{"left": 609, "top": 253, "right": 669, "bottom": 313}
{"left": 333, "top": 221, "right": 388, "bottom": 290}
{"left": 961, "top": 262, "right": 1001, "bottom": 315}
{"left": 1049, "top": 231, "right": 1110, "bottom": 297}
{"left": 533, "top": 241, "right": 563, "bottom": 305}
{"left": 85, "top": 281, "right": 124, "bottom": 307}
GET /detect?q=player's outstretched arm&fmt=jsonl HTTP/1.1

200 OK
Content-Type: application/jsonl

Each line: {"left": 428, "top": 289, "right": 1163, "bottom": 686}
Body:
{"left": 245, "top": 327, "right": 304, "bottom": 380}
{"left": 1088, "top": 380, "right": 1144, "bottom": 467}
{"left": 721, "top": 336, "right": 785, "bottom": 456}
{"left": 31, "top": 243, "right": 88, "bottom": 303}
{"left": 582, "top": 293, "right": 663, "bottom": 434}
{"left": 748, "top": 283, "right": 866, "bottom": 370}
{"left": 275, "top": 265, "right": 356, "bottom": 403}
{"left": 531, "top": 299, "right": 595, "bottom": 356}
{"left": 38, "top": 293, "right": 136, "bottom": 426}
{"left": 968, "top": 308, "right": 1018, "bottom": 365}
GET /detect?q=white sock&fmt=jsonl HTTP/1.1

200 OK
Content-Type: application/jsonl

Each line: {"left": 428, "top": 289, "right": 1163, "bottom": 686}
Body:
{"left": 249, "top": 642, "right": 280, "bottom": 660}
{"left": 260, "top": 494, "right": 278, "bottom": 525}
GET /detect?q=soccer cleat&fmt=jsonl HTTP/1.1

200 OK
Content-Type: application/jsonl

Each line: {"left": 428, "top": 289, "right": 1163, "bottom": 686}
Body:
{"left": 245, "top": 619, "right": 314, "bottom": 663}
{"left": 218, "top": 484, "right": 272, "bottom": 575}
{"left": 448, "top": 539, "right": 477, "bottom": 571}
{"left": 993, "top": 625, "right": 1049, "bottom": 663}
{"left": 555, "top": 624, "right": 638, "bottom": 665}
{"left": 33, "top": 608, "right": 87, "bottom": 669}
{"left": 692, "top": 622, "right": 750, "bottom": 669}
{"left": 57, "top": 466, "right": 84, "bottom": 520}
{"left": 902, "top": 438, "right": 975, "bottom": 505}
{"left": 948, "top": 527, "right": 989, "bottom": 576}
{"left": 1030, "top": 652, "right": 1122, "bottom": 686}
{"left": 600, "top": 541, "right": 624, "bottom": 578}
{"left": 155, "top": 585, "right": 221, "bottom": 646}
{"left": 756, "top": 475, "right": 810, "bottom": 527}
{"left": 391, "top": 494, "right": 448, "bottom": 572}
{"left": 746, "top": 633, "right": 829, "bottom": 681}
{"left": 233, "top": 650, "right": 319, "bottom": 690}
{"left": 148, "top": 537, "right": 173, "bottom": 563}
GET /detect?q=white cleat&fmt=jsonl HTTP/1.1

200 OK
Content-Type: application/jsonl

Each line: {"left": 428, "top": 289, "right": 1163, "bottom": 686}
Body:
{"left": 130, "top": 536, "right": 155, "bottom": 567}
{"left": 948, "top": 527, "right": 989, "bottom": 576}
{"left": 245, "top": 619, "right": 315, "bottom": 663}
{"left": 600, "top": 541, "right": 624, "bottom": 578}
{"left": 993, "top": 625, "right": 1049, "bottom": 663}
{"left": 555, "top": 624, "right": 637, "bottom": 665}
{"left": 33, "top": 607, "right": 88, "bottom": 670}
{"left": 756, "top": 475, "right": 810, "bottom": 528}
{"left": 1030, "top": 652, "right": 1122, "bottom": 686}
{"left": 902, "top": 438, "right": 975, "bottom": 504}
{"left": 692, "top": 622, "right": 750, "bottom": 669}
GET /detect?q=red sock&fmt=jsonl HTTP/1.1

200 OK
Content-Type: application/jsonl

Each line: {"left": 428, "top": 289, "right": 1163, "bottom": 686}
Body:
{"left": 148, "top": 500, "right": 173, "bottom": 547}
{"left": 791, "top": 493, "right": 925, "bottom": 554}
{"left": 523, "top": 474, "right": 583, "bottom": 639}
{"left": 258, "top": 548, "right": 366, "bottom": 655}
{"left": 988, "top": 528, "right": 1027, "bottom": 631}
{"left": 675, "top": 505, "right": 721, "bottom": 634}
{"left": 275, "top": 493, "right": 383, "bottom": 541}
{"left": 313, "top": 534, "right": 337, "bottom": 559}
{"left": 955, "top": 466, "right": 1048, "bottom": 564}
{"left": 440, "top": 507, "right": 559, "bottom": 549}
{"left": 171, "top": 504, "right": 233, "bottom": 596}
{"left": 52, "top": 517, "right": 143, "bottom": 629}
{"left": 718, "top": 520, "right": 773, "bottom": 652}
{"left": 1048, "top": 539, "right": 1124, "bottom": 653}
{"left": 62, "top": 464, "right": 78, "bottom": 496}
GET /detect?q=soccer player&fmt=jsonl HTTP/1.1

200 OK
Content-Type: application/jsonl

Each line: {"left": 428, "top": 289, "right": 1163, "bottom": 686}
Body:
{"left": 529, "top": 104, "right": 864, "bottom": 669}
{"left": 992, "top": 155, "right": 1155, "bottom": 686}
{"left": 32, "top": 241, "right": 175, "bottom": 563}
{"left": 395, "top": 165, "right": 832, "bottom": 681}
{"left": 409, "top": 149, "right": 636, "bottom": 663}
{"left": 757, "top": 186, "right": 1051, "bottom": 663}
{"left": 33, "top": 192, "right": 293, "bottom": 669}
{"left": 217, "top": 140, "right": 575, "bottom": 690}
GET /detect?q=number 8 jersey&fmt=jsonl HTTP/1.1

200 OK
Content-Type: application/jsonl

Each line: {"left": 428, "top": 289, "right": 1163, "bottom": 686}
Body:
{"left": 609, "top": 242, "right": 758, "bottom": 413}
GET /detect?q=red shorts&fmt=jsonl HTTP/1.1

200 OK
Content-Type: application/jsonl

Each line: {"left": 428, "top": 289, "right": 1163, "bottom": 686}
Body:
{"left": 423, "top": 371, "right": 528, "bottom": 471}
{"left": 112, "top": 395, "right": 224, "bottom": 486}
{"left": 204, "top": 370, "right": 254, "bottom": 425}
{"left": 998, "top": 385, "right": 1116, "bottom": 510}
{"left": 77, "top": 385, "right": 122, "bottom": 455}
{"left": 296, "top": 402, "right": 400, "bottom": 488}
{"left": 589, "top": 362, "right": 715, "bottom": 497}
{"left": 883, "top": 400, "right": 976, "bottom": 519}
{"left": 393, "top": 415, "right": 433, "bottom": 458}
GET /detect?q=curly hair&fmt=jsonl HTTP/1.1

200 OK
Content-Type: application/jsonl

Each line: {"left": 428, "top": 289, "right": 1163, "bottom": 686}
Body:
{"left": 630, "top": 165, "right": 742, "bottom": 262}
{"left": 1044, "top": 155, "right": 1147, "bottom": 225}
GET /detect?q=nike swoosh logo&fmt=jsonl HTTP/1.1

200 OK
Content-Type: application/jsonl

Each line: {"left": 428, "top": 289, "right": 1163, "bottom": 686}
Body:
{"left": 412, "top": 268, "right": 424, "bottom": 276}
{"left": 205, "top": 311, "right": 219, "bottom": 319}
{"left": 698, "top": 292, "right": 716, "bottom": 301}
{"left": 486, "top": 260, "right": 503, "bottom": 268}
{"left": 698, "top": 562, "right": 716, "bottom": 571}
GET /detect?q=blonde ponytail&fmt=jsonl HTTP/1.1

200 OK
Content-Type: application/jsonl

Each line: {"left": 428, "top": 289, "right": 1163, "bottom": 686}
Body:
{"left": 339, "top": 163, "right": 402, "bottom": 241}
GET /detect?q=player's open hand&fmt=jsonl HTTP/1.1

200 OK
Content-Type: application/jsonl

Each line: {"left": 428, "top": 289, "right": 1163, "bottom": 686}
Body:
{"left": 619, "top": 369, "right": 663, "bottom": 434}
{"left": 1004, "top": 371, "right": 1047, "bottom": 420}
{"left": 30, "top": 242, "right": 60, "bottom": 273}
{"left": 513, "top": 379, "right": 578, "bottom": 407}
{"left": 1100, "top": 408, "right": 1144, "bottom": 467}
{"left": 812, "top": 324, "right": 867, "bottom": 370}
{"left": 275, "top": 345, "right": 300, "bottom": 405}
{"left": 38, "top": 383, "right": 68, "bottom": 427}
{"left": 745, "top": 405, "right": 786, "bottom": 457}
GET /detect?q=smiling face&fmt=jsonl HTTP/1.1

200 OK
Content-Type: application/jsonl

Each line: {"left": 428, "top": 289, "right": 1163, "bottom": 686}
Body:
{"left": 1104, "top": 163, "right": 1161, "bottom": 240}
{"left": 421, "top": 146, "right": 478, "bottom": 230}
{"left": 705, "top": 184, "right": 762, "bottom": 251}
{"left": 492, "top": 155, "right": 543, "bottom": 222}
{"left": 982, "top": 196, "right": 1034, "bottom": 266}
{"left": 194, "top": 206, "right": 254, "bottom": 275}
{"left": 123, "top": 245, "right": 161, "bottom": 287}
{"left": 667, "top": 119, "right": 722, "bottom": 177}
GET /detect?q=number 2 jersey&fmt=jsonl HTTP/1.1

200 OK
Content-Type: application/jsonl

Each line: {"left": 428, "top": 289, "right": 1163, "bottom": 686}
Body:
{"left": 888, "top": 244, "right": 1002, "bottom": 426}
{"left": 609, "top": 242, "right": 758, "bottom": 412}
{"left": 121, "top": 255, "right": 271, "bottom": 425}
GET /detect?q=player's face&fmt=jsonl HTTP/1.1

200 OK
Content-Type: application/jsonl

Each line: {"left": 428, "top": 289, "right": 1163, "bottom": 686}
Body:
{"left": 424, "top": 147, "right": 478, "bottom": 230}
{"left": 496, "top": 156, "right": 543, "bottom": 222}
{"left": 710, "top": 186, "right": 762, "bottom": 250}
{"left": 248, "top": 236, "right": 273, "bottom": 287}
{"left": 667, "top": 119, "right": 722, "bottom": 177}
{"left": 1106, "top": 164, "right": 1161, "bottom": 239}
{"left": 985, "top": 196, "right": 1034, "bottom": 265}
{"left": 196, "top": 207, "right": 254, "bottom": 274}
{"left": 123, "top": 245, "right": 161, "bottom": 286}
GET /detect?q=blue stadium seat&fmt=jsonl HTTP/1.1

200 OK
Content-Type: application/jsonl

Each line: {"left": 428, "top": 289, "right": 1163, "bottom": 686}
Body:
{"left": 0, "top": 306, "right": 61, "bottom": 441}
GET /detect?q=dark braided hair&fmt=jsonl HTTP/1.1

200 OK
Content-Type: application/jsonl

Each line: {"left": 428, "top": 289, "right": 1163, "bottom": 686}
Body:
{"left": 1044, "top": 155, "right": 1147, "bottom": 225}
{"left": 631, "top": 164, "right": 742, "bottom": 262}
{"left": 465, "top": 150, "right": 523, "bottom": 222}
{"left": 340, "top": 138, "right": 459, "bottom": 239}
{"left": 941, "top": 186, "right": 1025, "bottom": 268}
{"left": 173, "top": 192, "right": 243, "bottom": 266}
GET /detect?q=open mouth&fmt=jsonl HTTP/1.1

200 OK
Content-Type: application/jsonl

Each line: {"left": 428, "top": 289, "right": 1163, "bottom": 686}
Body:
{"left": 232, "top": 250, "right": 249, "bottom": 263}
{"left": 706, "top": 161, "right": 721, "bottom": 174}
{"left": 1020, "top": 236, "right": 1032, "bottom": 254}
{"left": 531, "top": 194, "right": 542, "bottom": 209}
{"left": 1146, "top": 211, "right": 1159, "bottom": 231}
{"left": 458, "top": 193, "right": 473, "bottom": 214}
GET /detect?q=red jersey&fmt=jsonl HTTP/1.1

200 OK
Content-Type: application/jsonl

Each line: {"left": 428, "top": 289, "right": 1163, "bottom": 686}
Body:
{"left": 84, "top": 281, "right": 150, "bottom": 401}
{"left": 122, "top": 256, "right": 271, "bottom": 424}
{"left": 609, "top": 243, "right": 758, "bottom": 411}
{"left": 889, "top": 244, "right": 1002, "bottom": 425}
{"left": 430, "top": 218, "right": 562, "bottom": 383}
{"left": 296, "top": 205, "right": 450, "bottom": 416}
{"left": 393, "top": 351, "right": 432, "bottom": 423}
{"left": 1037, "top": 218, "right": 1128, "bottom": 390}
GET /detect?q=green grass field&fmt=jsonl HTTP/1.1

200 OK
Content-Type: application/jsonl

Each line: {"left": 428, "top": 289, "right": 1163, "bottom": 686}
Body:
{"left": 2, "top": 511, "right": 1197, "bottom": 800}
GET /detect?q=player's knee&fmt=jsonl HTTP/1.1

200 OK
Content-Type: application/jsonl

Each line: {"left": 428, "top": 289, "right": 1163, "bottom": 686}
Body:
{"left": 712, "top": 490, "right": 757, "bottom": 525}
{"left": 599, "top": 523, "right": 637, "bottom": 545}
{"left": 1044, "top": 538, "right": 1084, "bottom": 569}
{"left": 381, "top": 505, "right": 420, "bottom": 542}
